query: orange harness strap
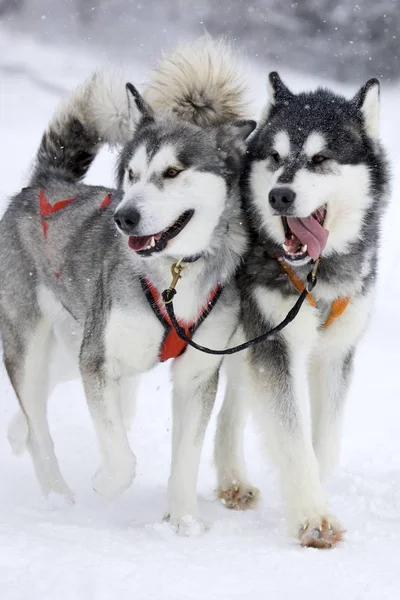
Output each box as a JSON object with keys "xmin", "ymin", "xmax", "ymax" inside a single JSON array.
[
  {"xmin": 278, "ymin": 260, "xmax": 317, "ymax": 308},
  {"xmin": 278, "ymin": 259, "xmax": 350, "ymax": 328},
  {"xmin": 322, "ymin": 297, "xmax": 350, "ymax": 328}
]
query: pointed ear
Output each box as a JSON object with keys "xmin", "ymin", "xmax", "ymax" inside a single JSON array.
[
  {"xmin": 125, "ymin": 82, "xmax": 154, "ymax": 125},
  {"xmin": 217, "ymin": 120, "xmax": 256, "ymax": 151},
  {"xmin": 353, "ymin": 78, "xmax": 380, "ymax": 140},
  {"xmin": 231, "ymin": 119, "xmax": 257, "ymax": 140},
  {"xmin": 262, "ymin": 72, "xmax": 293, "ymax": 120}
]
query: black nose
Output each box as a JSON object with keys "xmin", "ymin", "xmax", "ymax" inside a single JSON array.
[
  {"xmin": 268, "ymin": 187, "xmax": 296, "ymax": 214},
  {"xmin": 114, "ymin": 206, "xmax": 141, "ymax": 235}
]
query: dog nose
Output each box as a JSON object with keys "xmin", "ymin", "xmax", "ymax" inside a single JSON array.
[
  {"xmin": 268, "ymin": 187, "xmax": 296, "ymax": 214},
  {"xmin": 114, "ymin": 206, "xmax": 141, "ymax": 235}
]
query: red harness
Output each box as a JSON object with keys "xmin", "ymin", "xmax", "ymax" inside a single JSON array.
[
  {"xmin": 39, "ymin": 189, "xmax": 112, "ymax": 279},
  {"xmin": 141, "ymin": 278, "xmax": 222, "ymax": 362}
]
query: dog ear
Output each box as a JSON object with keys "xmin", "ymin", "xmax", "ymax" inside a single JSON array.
[
  {"xmin": 215, "ymin": 120, "xmax": 256, "ymax": 171},
  {"xmin": 353, "ymin": 78, "xmax": 380, "ymax": 140},
  {"xmin": 230, "ymin": 119, "xmax": 257, "ymax": 140},
  {"xmin": 216, "ymin": 120, "xmax": 256, "ymax": 152},
  {"xmin": 262, "ymin": 72, "xmax": 293, "ymax": 121},
  {"xmin": 125, "ymin": 83, "xmax": 154, "ymax": 125}
]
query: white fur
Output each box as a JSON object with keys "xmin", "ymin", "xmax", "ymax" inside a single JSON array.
[
  {"xmin": 105, "ymin": 307, "xmax": 164, "ymax": 374},
  {"xmin": 218, "ymin": 293, "xmax": 331, "ymax": 533},
  {"xmin": 215, "ymin": 284, "xmax": 370, "ymax": 535},
  {"xmin": 360, "ymin": 83, "xmax": 380, "ymax": 140},
  {"xmin": 144, "ymin": 36, "xmax": 248, "ymax": 126},
  {"xmin": 14, "ymin": 315, "xmax": 74, "ymax": 501},
  {"xmin": 251, "ymin": 155, "xmax": 374, "ymax": 257},
  {"xmin": 118, "ymin": 144, "xmax": 228, "ymax": 258},
  {"xmin": 303, "ymin": 132, "xmax": 326, "ymax": 157},
  {"xmin": 86, "ymin": 374, "xmax": 137, "ymax": 500},
  {"xmin": 274, "ymin": 131, "xmax": 291, "ymax": 159},
  {"xmin": 167, "ymin": 291, "xmax": 239, "ymax": 532},
  {"xmin": 67, "ymin": 243, "xmax": 238, "ymax": 516},
  {"xmin": 53, "ymin": 70, "xmax": 133, "ymax": 146},
  {"xmin": 84, "ymin": 262, "xmax": 240, "ymax": 525},
  {"xmin": 310, "ymin": 291, "xmax": 373, "ymax": 478},
  {"xmin": 124, "ymin": 145, "xmax": 148, "ymax": 182},
  {"xmin": 250, "ymin": 158, "xmax": 284, "ymax": 244}
]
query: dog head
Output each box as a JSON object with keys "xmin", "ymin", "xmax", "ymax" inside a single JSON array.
[
  {"xmin": 114, "ymin": 84, "xmax": 255, "ymax": 260},
  {"xmin": 247, "ymin": 72, "xmax": 384, "ymax": 266}
]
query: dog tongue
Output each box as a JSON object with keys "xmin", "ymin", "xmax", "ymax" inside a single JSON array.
[
  {"xmin": 286, "ymin": 216, "xmax": 329, "ymax": 260},
  {"xmin": 128, "ymin": 235, "xmax": 152, "ymax": 252}
]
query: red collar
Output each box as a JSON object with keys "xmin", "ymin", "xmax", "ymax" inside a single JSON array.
[{"xmin": 141, "ymin": 277, "xmax": 222, "ymax": 361}]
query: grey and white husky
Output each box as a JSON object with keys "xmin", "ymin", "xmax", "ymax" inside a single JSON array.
[
  {"xmin": 0, "ymin": 38, "xmax": 255, "ymax": 533},
  {"xmin": 215, "ymin": 73, "xmax": 390, "ymax": 547}
]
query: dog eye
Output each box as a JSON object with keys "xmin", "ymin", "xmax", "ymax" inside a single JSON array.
[
  {"xmin": 164, "ymin": 167, "xmax": 181, "ymax": 178},
  {"xmin": 270, "ymin": 151, "xmax": 281, "ymax": 164},
  {"xmin": 311, "ymin": 154, "xmax": 328, "ymax": 165},
  {"xmin": 127, "ymin": 168, "xmax": 134, "ymax": 182}
]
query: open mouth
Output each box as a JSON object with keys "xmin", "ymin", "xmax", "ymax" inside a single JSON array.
[
  {"xmin": 281, "ymin": 205, "xmax": 329, "ymax": 263},
  {"xmin": 128, "ymin": 210, "xmax": 194, "ymax": 256}
]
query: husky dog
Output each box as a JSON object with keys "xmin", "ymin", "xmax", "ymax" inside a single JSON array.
[
  {"xmin": 0, "ymin": 38, "xmax": 256, "ymax": 533},
  {"xmin": 215, "ymin": 73, "xmax": 389, "ymax": 547}
]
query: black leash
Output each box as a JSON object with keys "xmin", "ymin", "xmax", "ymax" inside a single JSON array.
[{"xmin": 161, "ymin": 259, "xmax": 320, "ymax": 356}]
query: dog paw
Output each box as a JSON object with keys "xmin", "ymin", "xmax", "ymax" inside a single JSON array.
[
  {"xmin": 163, "ymin": 513, "xmax": 207, "ymax": 537},
  {"xmin": 92, "ymin": 458, "xmax": 136, "ymax": 499},
  {"xmin": 53, "ymin": 480, "xmax": 75, "ymax": 504},
  {"xmin": 299, "ymin": 516, "xmax": 345, "ymax": 549},
  {"xmin": 218, "ymin": 481, "xmax": 260, "ymax": 510}
]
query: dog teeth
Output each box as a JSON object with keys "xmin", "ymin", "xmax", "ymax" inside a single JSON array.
[
  {"xmin": 301, "ymin": 244, "xmax": 308, "ymax": 252},
  {"xmin": 150, "ymin": 236, "xmax": 156, "ymax": 248},
  {"xmin": 283, "ymin": 243, "xmax": 291, "ymax": 252}
]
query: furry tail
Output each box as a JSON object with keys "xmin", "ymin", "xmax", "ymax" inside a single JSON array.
[
  {"xmin": 144, "ymin": 36, "xmax": 249, "ymax": 127},
  {"xmin": 30, "ymin": 71, "xmax": 131, "ymax": 186}
]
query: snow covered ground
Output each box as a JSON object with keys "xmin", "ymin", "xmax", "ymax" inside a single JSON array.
[{"xmin": 1, "ymin": 29, "xmax": 400, "ymax": 600}]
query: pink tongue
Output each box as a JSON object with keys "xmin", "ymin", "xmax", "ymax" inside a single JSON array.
[
  {"xmin": 286, "ymin": 216, "xmax": 329, "ymax": 260},
  {"xmin": 128, "ymin": 235, "xmax": 152, "ymax": 252}
]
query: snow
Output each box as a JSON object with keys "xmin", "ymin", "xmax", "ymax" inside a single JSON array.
[{"xmin": 1, "ymin": 29, "xmax": 400, "ymax": 600}]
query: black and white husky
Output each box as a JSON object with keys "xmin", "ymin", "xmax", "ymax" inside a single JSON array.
[
  {"xmin": 215, "ymin": 73, "xmax": 390, "ymax": 547},
  {"xmin": 0, "ymin": 38, "xmax": 255, "ymax": 534}
]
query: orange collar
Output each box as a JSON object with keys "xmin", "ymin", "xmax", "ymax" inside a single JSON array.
[{"xmin": 278, "ymin": 259, "xmax": 350, "ymax": 328}]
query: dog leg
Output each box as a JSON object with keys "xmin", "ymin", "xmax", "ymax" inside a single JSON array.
[
  {"xmin": 248, "ymin": 334, "xmax": 344, "ymax": 548},
  {"xmin": 3, "ymin": 316, "xmax": 73, "ymax": 500},
  {"xmin": 82, "ymin": 375, "xmax": 137, "ymax": 499},
  {"xmin": 120, "ymin": 375, "xmax": 140, "ymax": 432},
  {"xmin": 7, "ymin": 410, "xmax": 29, "ymax": 456},
  {"xmin": 80, "ymin": 342, "xmax": 136, "ymax": 499},
  {"xmin": 310, "ymin": 350, "xmax": 354, "ymax": 480},
  {"xmin": 7, "ymin": 354, "xmax": 72, "ymax": 455},
  {"xmin": 166, "ymin": 357, "xmax": 220, "ymax": 536},
  {"xmin": 215, "ymin": 352, "xmax": 259, "ymax": 511}
]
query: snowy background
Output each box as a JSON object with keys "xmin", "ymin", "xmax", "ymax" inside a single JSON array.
[
  {"xmin": 1, "ymin": 0, "xmax": 400, "ymax": 82},
  {"xmin": 1, "ymin": 4, "xmax": 400, "ymax": 599}
]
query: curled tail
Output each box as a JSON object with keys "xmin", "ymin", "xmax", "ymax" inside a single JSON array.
[
  {"xmin": 144, "ymin": 36, "xmax": 249, "ymax": 127},
  {"xmin": 30, "ymin": 71, "xmax": 131, "ymax": 186}
]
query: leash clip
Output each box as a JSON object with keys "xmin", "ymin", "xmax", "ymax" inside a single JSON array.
[
  {"xmin": 164, "ymin": 258, "xmax": 186, "ymax": 304},
  {"xmin": 306, "ymin": 257, "xmax": 320, "ymax": 292},
  {"xmin": 169, "ymin": 258, "xmax": 185, "ymax": 289}
]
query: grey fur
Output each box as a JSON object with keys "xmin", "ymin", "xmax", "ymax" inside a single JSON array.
[
  {"xmin": 0, "ymin": 40, "xmax": 255, "ymax": 528},
  {"xmin": 215, "ymin": 72, "xmax": 391, "ymax": 545}
]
